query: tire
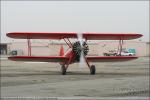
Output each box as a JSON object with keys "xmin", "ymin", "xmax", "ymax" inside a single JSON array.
[
  {"xmin": 114, "ymin": 53, "xmax": 117, "ymax": 56},
  {"xmin": 118, "ymin": 54, "xmax": 121, "ymax": 56},
  {"xmin": 61, "ymin": 65, "xmax": 66, "ymax": 75},
  {"xmin": 129, "ymin": 54, "xmax": 132, "ymax": 56},
  {"xmin": 103, "ymin": 53, "xmax": 106, "ymax": 56},
  {"xmin": 104, "ymin": 53, "xmax": 107, "ymax": 56},
  {"xmin": 90, "ymin": 65, "xmax": 96, "ymax": 75}
]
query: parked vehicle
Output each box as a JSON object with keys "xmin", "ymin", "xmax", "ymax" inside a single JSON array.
[
  {"xmin": 10, "ymin": 49, "xmax": 23, "ymax": 56},
  {"xmin": 103, "ymin": 49, "xmax": 136, "ymax": 56},
  {"xmin": 116, "ymin": 51, "xmax": 135, "ymax": 56},
  {"xmin": 103, "ymin": 50, "xmax": 117, "ymax": 56}
]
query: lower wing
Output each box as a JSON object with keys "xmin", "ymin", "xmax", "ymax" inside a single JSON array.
[
  {"xmin": 8, "ymin": 56, "xmax": 138, "ymax": 62},
  {"xmin": 86, "ymin": 56, "xmax": 138, "ymax": 62},
  {"xmin": 8, "ymin": 56, "xmax": 69, "ymax": 62}
]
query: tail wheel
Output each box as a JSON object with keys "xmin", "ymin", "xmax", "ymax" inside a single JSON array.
[
  {"xmin": 61, "ymin": 65, "xmax": 66, "ymax": 75},
  {"xmin": 90, "ymin": 65, "xmax": 96, "ymax": 75}
]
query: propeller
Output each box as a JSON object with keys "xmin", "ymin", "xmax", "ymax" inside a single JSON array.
[
  {"xmin": 72, "ymin": 33, "xmax": 89, "ymax": 68},
  {"xmin": 77, "ymin": 33, "xmax": 87, "ymax": 68}
]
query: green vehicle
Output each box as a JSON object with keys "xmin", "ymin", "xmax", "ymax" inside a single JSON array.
[{"xmin": 128, "ymin": 49, "xmax": 136, "ymax": 54}]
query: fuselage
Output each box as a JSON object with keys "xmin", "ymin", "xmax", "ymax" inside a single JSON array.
[{"xmin": 63, "ymin": 41, "xmax": 89, "ymax": 64}]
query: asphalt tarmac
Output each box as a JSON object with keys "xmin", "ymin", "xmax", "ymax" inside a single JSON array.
[{"xmin": 0, "ymin": 57, "xmax": 149, "ymax": 100}]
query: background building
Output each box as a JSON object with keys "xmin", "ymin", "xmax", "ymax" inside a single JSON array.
[
  {"xmin": 0, "ymin": 43, "xmax": 7, "ymax": 55},
  {"xmin": 1, "ymin": 41, "xmax": 149, "ymax": 57}
]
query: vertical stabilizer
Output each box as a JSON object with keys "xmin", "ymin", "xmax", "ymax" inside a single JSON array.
[{"xmin": 59, "ymin": 45, "xmax": 64, "ymax": 56}]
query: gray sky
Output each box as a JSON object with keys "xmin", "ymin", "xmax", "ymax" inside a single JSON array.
[{"xmin": 1, "ymin": 1, "xmax": 149, "ymax": 43}]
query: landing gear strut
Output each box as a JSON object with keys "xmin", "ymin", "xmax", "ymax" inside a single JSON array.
[
  {"xmin": 90, "ymin": 65, "xmax": 96, "ymax": 75},
  {"xmin": 61, "ymin": 65, "xmax": 66, "ymax": 75}
]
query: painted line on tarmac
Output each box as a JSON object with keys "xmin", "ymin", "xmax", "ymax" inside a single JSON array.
[
  {"xmin": 1, "ymin": 97, "xmax": 149, "ymax": 100},
  {"xmin": 0, "ymin": 58, "xmax": 7, "ymax": 60},
  {"xmin": 58, "ymin": 97, "xmax": 149, "ymax": 100}
]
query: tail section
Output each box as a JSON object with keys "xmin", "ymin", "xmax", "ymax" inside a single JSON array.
[{"xmin": 59, "ymin": 45, "xmax": 64, "ymax": 56}]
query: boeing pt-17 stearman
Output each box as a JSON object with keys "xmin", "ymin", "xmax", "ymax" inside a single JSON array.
[{"xmin": 7, "ymin": 32, "xmax": 142, "ymax": 75}]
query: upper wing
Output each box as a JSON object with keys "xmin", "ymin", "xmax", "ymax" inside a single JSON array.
[
  {"xmin": 83, "ymin": 33, "xmax": 142, "ymax": 40},
  {"xmin": 7, "ymin": 32, "xmax": 142, "ymax": 40},
  {"xmin": 86, "ymin": 56, "xmax": 138, "ymax": 62},
  {"xmin": 8, "ymin": 56, "xmax": 69, "ymax": 62}
]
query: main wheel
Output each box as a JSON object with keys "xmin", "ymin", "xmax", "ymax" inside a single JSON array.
[
  {"xmin": 61, "ymin": 65, "xmax": 66, "ymax": 75},
  {"xmin": 90, "ymin": 65, "xmax": 96, "ymax": 75}
]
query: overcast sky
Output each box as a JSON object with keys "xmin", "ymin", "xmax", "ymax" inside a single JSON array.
[{"xmin": 1, "ymin": 1, "xmax": 149, "ymax": 43}]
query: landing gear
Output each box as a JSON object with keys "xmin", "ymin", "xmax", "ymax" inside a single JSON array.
[
  {"xmin": 90, "ymin": 65, "xmax": 96, "ymax": 75},
  {"xmin": 61, "ymin": 65, "xmax": 66, "ymax": 75}
]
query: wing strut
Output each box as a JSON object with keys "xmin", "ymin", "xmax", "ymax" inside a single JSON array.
[
  {"xmin": 63, "ymin": 38, "xmax": 73, "ymax": 55},
  {"xmin": 118, "ymin": 38, "xmax": 124, "ymax": 56},
  {"xmin": 27, "ymin": 39, "xmax": 31, "ymax": 56}
]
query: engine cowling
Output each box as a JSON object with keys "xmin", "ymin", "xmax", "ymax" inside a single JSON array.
[{"xmin": 72, "ymin": 41, "xmax": 89, "ymax": 61}]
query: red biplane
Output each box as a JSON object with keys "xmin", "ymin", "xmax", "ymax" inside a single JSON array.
[{"xmin": 7, "ymin": 32, "xmax": 142, "ymax": 75}]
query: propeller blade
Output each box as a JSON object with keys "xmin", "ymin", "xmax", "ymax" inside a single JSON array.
[{"xmin": 77, "ymin": 33, "xmax": 86, "ymax": 68}]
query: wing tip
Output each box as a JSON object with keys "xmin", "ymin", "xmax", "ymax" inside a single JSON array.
[
  {"xmin": 6, "ymin": 32, "xmax": 17, "ymax": 38},
  {"xmin": 138, "ymin": 34, "xmax": 143, "ymax": 38}
]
